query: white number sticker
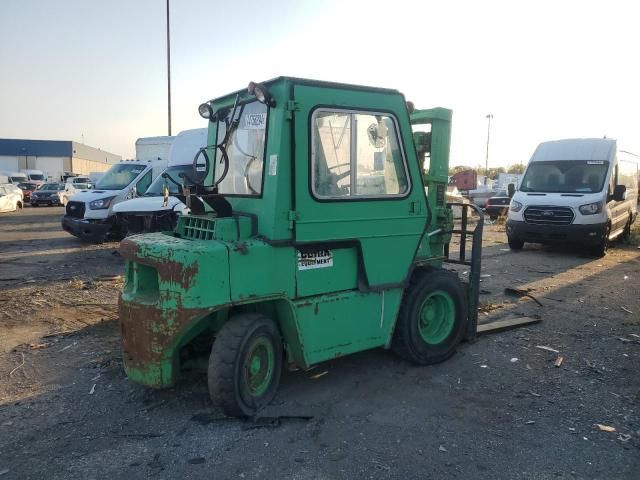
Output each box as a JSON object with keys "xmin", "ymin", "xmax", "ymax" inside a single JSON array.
[
  {"xmin": 269, "ymin": 154, "xmax": 278, "ymax": 176},
  {"xmin": 244, "ymin": 113, "xmax": 267, "ymax": 130}
]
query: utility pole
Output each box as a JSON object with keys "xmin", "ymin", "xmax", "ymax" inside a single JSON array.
[
  {"xmin": 166, "ymin": 0, "xmax": 172, "ymax": 136},
  {"xmin": 485, "ymin": 114, "xmax": 493, "ymax": 184}
]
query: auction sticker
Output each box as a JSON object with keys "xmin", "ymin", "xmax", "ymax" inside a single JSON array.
[
  {"xmin": 297, "ymin": 249, "xmax": 333, "ymax": 270},
  {"xmin": 244, "ymin": 113, "xmax": 267, "ymax": 130}
]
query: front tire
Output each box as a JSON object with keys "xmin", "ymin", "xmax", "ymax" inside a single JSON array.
[
  {"xmin": 392, "ymin": 269, "xmax": 467, "ymax": 365},
  {"xmin": 208, "ymin": 313, "xmax": 282, "ymax": 417},
  {"xmin": 589, "ymin": 223, "xmax": 610, "ymax": 257},
  {"xmin": 508, "ymin": 236, "xmax": 524, "ymax": 250}
]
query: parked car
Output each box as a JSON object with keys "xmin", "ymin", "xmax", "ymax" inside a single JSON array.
[
  {"xmin": 17, "ymin": 182, "xmax": 38, "ymax": 203},
  {"xmin": 0, "ymin": 183, "xmax": 24, "ymax": 212},
  {"xmin": 485, "ymin": 190, "xmax": 511, "ymax": 219},
  {"xmin": 30, "ymin": 183, "xmax": 75, "ymax": 207}
]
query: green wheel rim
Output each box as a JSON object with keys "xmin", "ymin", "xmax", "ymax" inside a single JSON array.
[
  {"xmin": 243, "ymin": 337, "xmax": 275, "ymax": 397},
  {"xmin": 418, "ymin": 290, "xmax": 455, "ymax": 345}
]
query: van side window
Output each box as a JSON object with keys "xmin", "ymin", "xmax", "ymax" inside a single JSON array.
[
  {"xmin": 311, "ymin": 109, "xmax": 410, "ymax": 199},
  {"xmin": 136, "ymin": 171, "xmax": 153, "ymax": 195}
]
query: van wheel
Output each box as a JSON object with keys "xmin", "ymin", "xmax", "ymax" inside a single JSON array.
[
  {"xmin": 208, "ymin": 313, "xmax": 282, "ymax": 417},
  {"xmin": 621, "ymin": 216, "xmax": 632, "ymax": 242},
  {"xmin": 590, "ymin": 223, "xmax": 610, "ymax": 257},
  {"xmin": 508, "ymin": 236, "xmax": 524, "ymax": 250},
  {"xmin": 392, "ymin": 269, "xmax": 467, "ymax": 365}
]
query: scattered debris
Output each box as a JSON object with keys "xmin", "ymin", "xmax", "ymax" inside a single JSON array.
[
  {"xmin": 480, "ymin": 365, "xmax": 488, "ymax": 368},
  {"xmin": 617, "ymin": 434, "xmax": 632, "ymax": 443},
  {"xmin": 535, "ymin": 345, "xmax": 560, "ymax": 354},
  {"xmin": 630, "ymin": 334, "xmax": 640, "ymax": 339},
  {"xmin": 8, "ymin": 352, "xmax": 25, "ymax": 377},
  {"xmin": 478, "ymin": 302, "xmax": 503, "ymax": 314},
  {"xmin": 529, "ymin": 391, "xmax": 541, "ymax": 397},
  {"xmin": 525, "ymin": 420, "xmax": 536, "ymax": 425},
  {"xmin": 28, "ymin": 343, "xmax": 49, "ymax": 350},
  {"xmin": 439, "ymin": 445, "xmax": 447, "ymax": 452},
  {"xmin": 510, "ymin": 358, "xmax": 519, "ymax": 363},
  {"xmin": 0, "ymin": 469, "xmax": 9, "ymax": 476},
  {"xmin": 554, "ymin": 356, "xmax": 564, "ymax": 367},
  {"xmin": 477, "ymin": 316, "xmax": 541, "ymax": 335},
  {"xmin": 89, "ymin": 384, "xmax": 96, "ymax": 395},
  {"xmin": 618, "ymin": 338, "xmax": 632, "ymax": 344},
  {"xmin": 504, "ymin": 287, "xmax": 543, "ymax": 306},
  {"xmin": 621, "ymin": 306, "xmax": 633, "ymax": 314},
  {"xmin": 594, "ymin": 424, "xmax": 616, "ymax": 432}
]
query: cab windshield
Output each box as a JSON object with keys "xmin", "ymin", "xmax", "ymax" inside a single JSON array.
[
  {"xmin": 145, "ymin": 165, "xmax": 195, "ymax": 196},
  {"xmin": 96, "ymin": 164, "xmax": 146, "ymax": 190},
  {"xmin": 520, "ymin": 160, "xmax": 610, "ymax": 194},
  {"xmin": 28, "ymin": 174, "xmax": 45, "ymax": 181},
  {"xmin": 39, "ymin": 184, "xmax": 64, "ymax": 191},
  {"xmin": 213, "ymin": 100, "xmax": 267, "ymax": 196}
]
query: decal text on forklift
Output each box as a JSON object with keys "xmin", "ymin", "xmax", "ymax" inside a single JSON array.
[{"xmin": 297, "ymin": 249, "xmax": 333, "ymax": 270}]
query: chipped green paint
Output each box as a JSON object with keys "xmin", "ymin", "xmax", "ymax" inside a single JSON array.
[{"xmin": 118, "ymin": 77, "xmax": 473, "ymax": 389}]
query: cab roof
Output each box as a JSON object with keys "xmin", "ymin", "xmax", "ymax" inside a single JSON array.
[
  {"xmin": 207, "ymin": 76, "xmax": 402, "ymax": 103},
  {"xmin": 532, "ymin": 138, "xmax": 617, "ymax": 162}
]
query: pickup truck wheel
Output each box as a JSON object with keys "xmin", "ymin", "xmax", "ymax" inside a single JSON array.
[
  {"xmin": 508, "ymin": 236, "xmax": 524, "ymax": 250},
  {"xmin": 392, "ymin": 270, "xmax": 467, "ymax": 365},
  {"xmin": 208, "ymin": 313, "xmax": 282, "ymax": 417}
]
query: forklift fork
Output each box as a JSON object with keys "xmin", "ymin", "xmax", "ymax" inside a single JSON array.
[{"xmin": 443, "ymin": 203, "xmax": 484, "ymax": 341}]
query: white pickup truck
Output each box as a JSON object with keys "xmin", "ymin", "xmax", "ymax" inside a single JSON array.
[{"xmin": 111, "ymin": 128, "xmax": 208, "ymax": 235}]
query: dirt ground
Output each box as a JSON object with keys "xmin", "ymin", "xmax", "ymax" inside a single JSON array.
[{"xmin": 0, "ymin": 207, "xmax": 638, "ymax": 479}]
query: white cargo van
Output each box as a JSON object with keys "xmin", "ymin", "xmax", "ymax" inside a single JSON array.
[
  {"xmin": 61, "ymin": 135, "xmax": 174, "ymax": 242},
  {"xmin": 20, "ymin": 169, "xmax": 45, "ymax": 185},
  {"xmin": 112, "ymin": 128, "xmax": 208, "ymax": 235},
  {"xmin": 0, "ymin": 171, "xmax": 28, "ymax": 184},
  {"xmin": 506, "ymin": 138, "xmax": 638, "ymax": 256}
]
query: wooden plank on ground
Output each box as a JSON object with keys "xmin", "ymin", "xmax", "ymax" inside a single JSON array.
[{"xmin": 477, "ymin": 316, "xmax": 541, "ymax": 335}]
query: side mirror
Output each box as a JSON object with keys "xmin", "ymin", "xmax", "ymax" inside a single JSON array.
[
  {"xmin": 612, "ymin": 184, "xmax": 627, "ymax": 202},
  {"xmin": 507, "ymin": 183, "xmax": 516, "ymax": 198}
]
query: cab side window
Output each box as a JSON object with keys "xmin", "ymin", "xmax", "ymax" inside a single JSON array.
[
  {"xmin": 136, "ymin": 171, "xmax": 153, "ymax": 195},
  {"xmin": 312, "ymin": 109, "xmax": 410, "ymax": 199}
]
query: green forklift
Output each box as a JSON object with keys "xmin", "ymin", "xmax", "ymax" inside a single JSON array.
[{"xmin": 119, "ymin": 77, "xmax": 483, "ymax": 416}]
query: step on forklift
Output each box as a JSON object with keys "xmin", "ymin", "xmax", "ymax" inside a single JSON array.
[{"xmin": 119, "ymin": 77, "xmax": 483, "ymax": 417}]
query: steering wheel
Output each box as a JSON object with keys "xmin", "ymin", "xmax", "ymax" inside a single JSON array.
[
  {"xmin": 328, "ymin": 162, "xmax": 351, "ymax": 181},
  {"xmin": 242, "ymin": 156, "xmax": 262, "ymax": 194}
]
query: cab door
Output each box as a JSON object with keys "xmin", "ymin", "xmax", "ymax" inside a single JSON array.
[{"xmin": 292, "ymin": 83, "xmax": 427, "ymax": 290}]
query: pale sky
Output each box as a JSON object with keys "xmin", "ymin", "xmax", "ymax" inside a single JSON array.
[{"xmin": 1, "ymin": 0, "xmax": 638, "ymax": 168}]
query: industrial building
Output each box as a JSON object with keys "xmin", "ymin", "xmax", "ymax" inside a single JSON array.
[{"xmin": 0, "ymin": 138, "xmax": 121, "ymax": 181}]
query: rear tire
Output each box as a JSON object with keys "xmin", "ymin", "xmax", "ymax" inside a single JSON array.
[
  {"xmin": 508, "ymin": 236, "xmax": 524, "ymax": 250},
  {"xmin": 392, "ymin": 269, "xmax": 467, "ymax": 365},
  {"xmin": 208, "ymin": 313, "xmax": 282, "ymax": 417}
]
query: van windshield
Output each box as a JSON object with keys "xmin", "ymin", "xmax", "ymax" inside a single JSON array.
[
  {"xmin": 96, "ymin": 164, "xmax": 146, "ymax": 190},
  {"xmin": 29, "ymin": 174, "xmax": 45, "ymax": 181},
  {"xmin": 520, "ymin": 160, "xmax": 609, "ymax": 193},
  {"xmin": 144, "ymin": 165, "xmax": 195, "ymax": 196}
]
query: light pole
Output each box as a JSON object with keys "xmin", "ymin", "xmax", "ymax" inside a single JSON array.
[
  {"xmin": 166, "ymin": 0, "xmax": 172, "ymax": 136},
  {"xmin": 485, "ymin": 113, "xmax": 493, "ymax": 185}
]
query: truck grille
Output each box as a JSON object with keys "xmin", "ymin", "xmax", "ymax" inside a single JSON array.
[
  {"xmin": 66, "ymin": 201, "xmax": 85, "ymax": 218},
  {"xmin": 523, "ymin": 205, "xmax": 574, "ymax": 226},
  {"xmin": 177, "ymin": 216, "xmax": 215, "ymax": 240}
]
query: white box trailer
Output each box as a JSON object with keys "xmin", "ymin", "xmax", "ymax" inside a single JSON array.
[{"xmin": 135, "ymin": 136, "xmax": 174, "ymax": 162}]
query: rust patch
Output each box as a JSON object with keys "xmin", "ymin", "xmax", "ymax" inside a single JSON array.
[
  {"xmin": 119, "ymin": 238, "xmax": 141, "ymax": 259},
  {"xmin": 313, "ymin": 303, "xmax": 319, "ymax": 315},
  {"xmin": 119, "ymin": 296, "xmax": 212, "ymax": 385},
  {"xmin": 233, "ymin": 242, "xmax": 249, "ymax": 255}
]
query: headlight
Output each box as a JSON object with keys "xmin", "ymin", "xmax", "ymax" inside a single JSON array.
[
  {"xmin": 579, "ymin": 201, "xmax": 602, "ymax": 215},
  {"xmin": 89, "ymin": 196, "xmax": 116, "ymax": 210},
  {"xmin": 510, "ymin": 200, "xmax": 523, "ymax": 212},
  {"xmin": 198, "ymin": 102, "xmax": 213, "ymax": 120}
]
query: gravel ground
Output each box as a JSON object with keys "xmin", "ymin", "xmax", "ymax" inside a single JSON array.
[{"xmin": 0, "ymin": 207, "xmax": 638, "ymax": 479}]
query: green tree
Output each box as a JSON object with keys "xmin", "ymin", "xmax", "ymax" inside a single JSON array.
[
  {"xmin": 507, "ymin": 164, "xmax": 525, "ymax": 174},
  {"xmin": 448, "ymin": 165, "xmax": 474, "ymax": 176}
]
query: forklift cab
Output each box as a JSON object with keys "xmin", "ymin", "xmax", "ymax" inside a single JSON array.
[{"xmin": 119, "ymin": 78, "xmax": 482, "ymax": 417}]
